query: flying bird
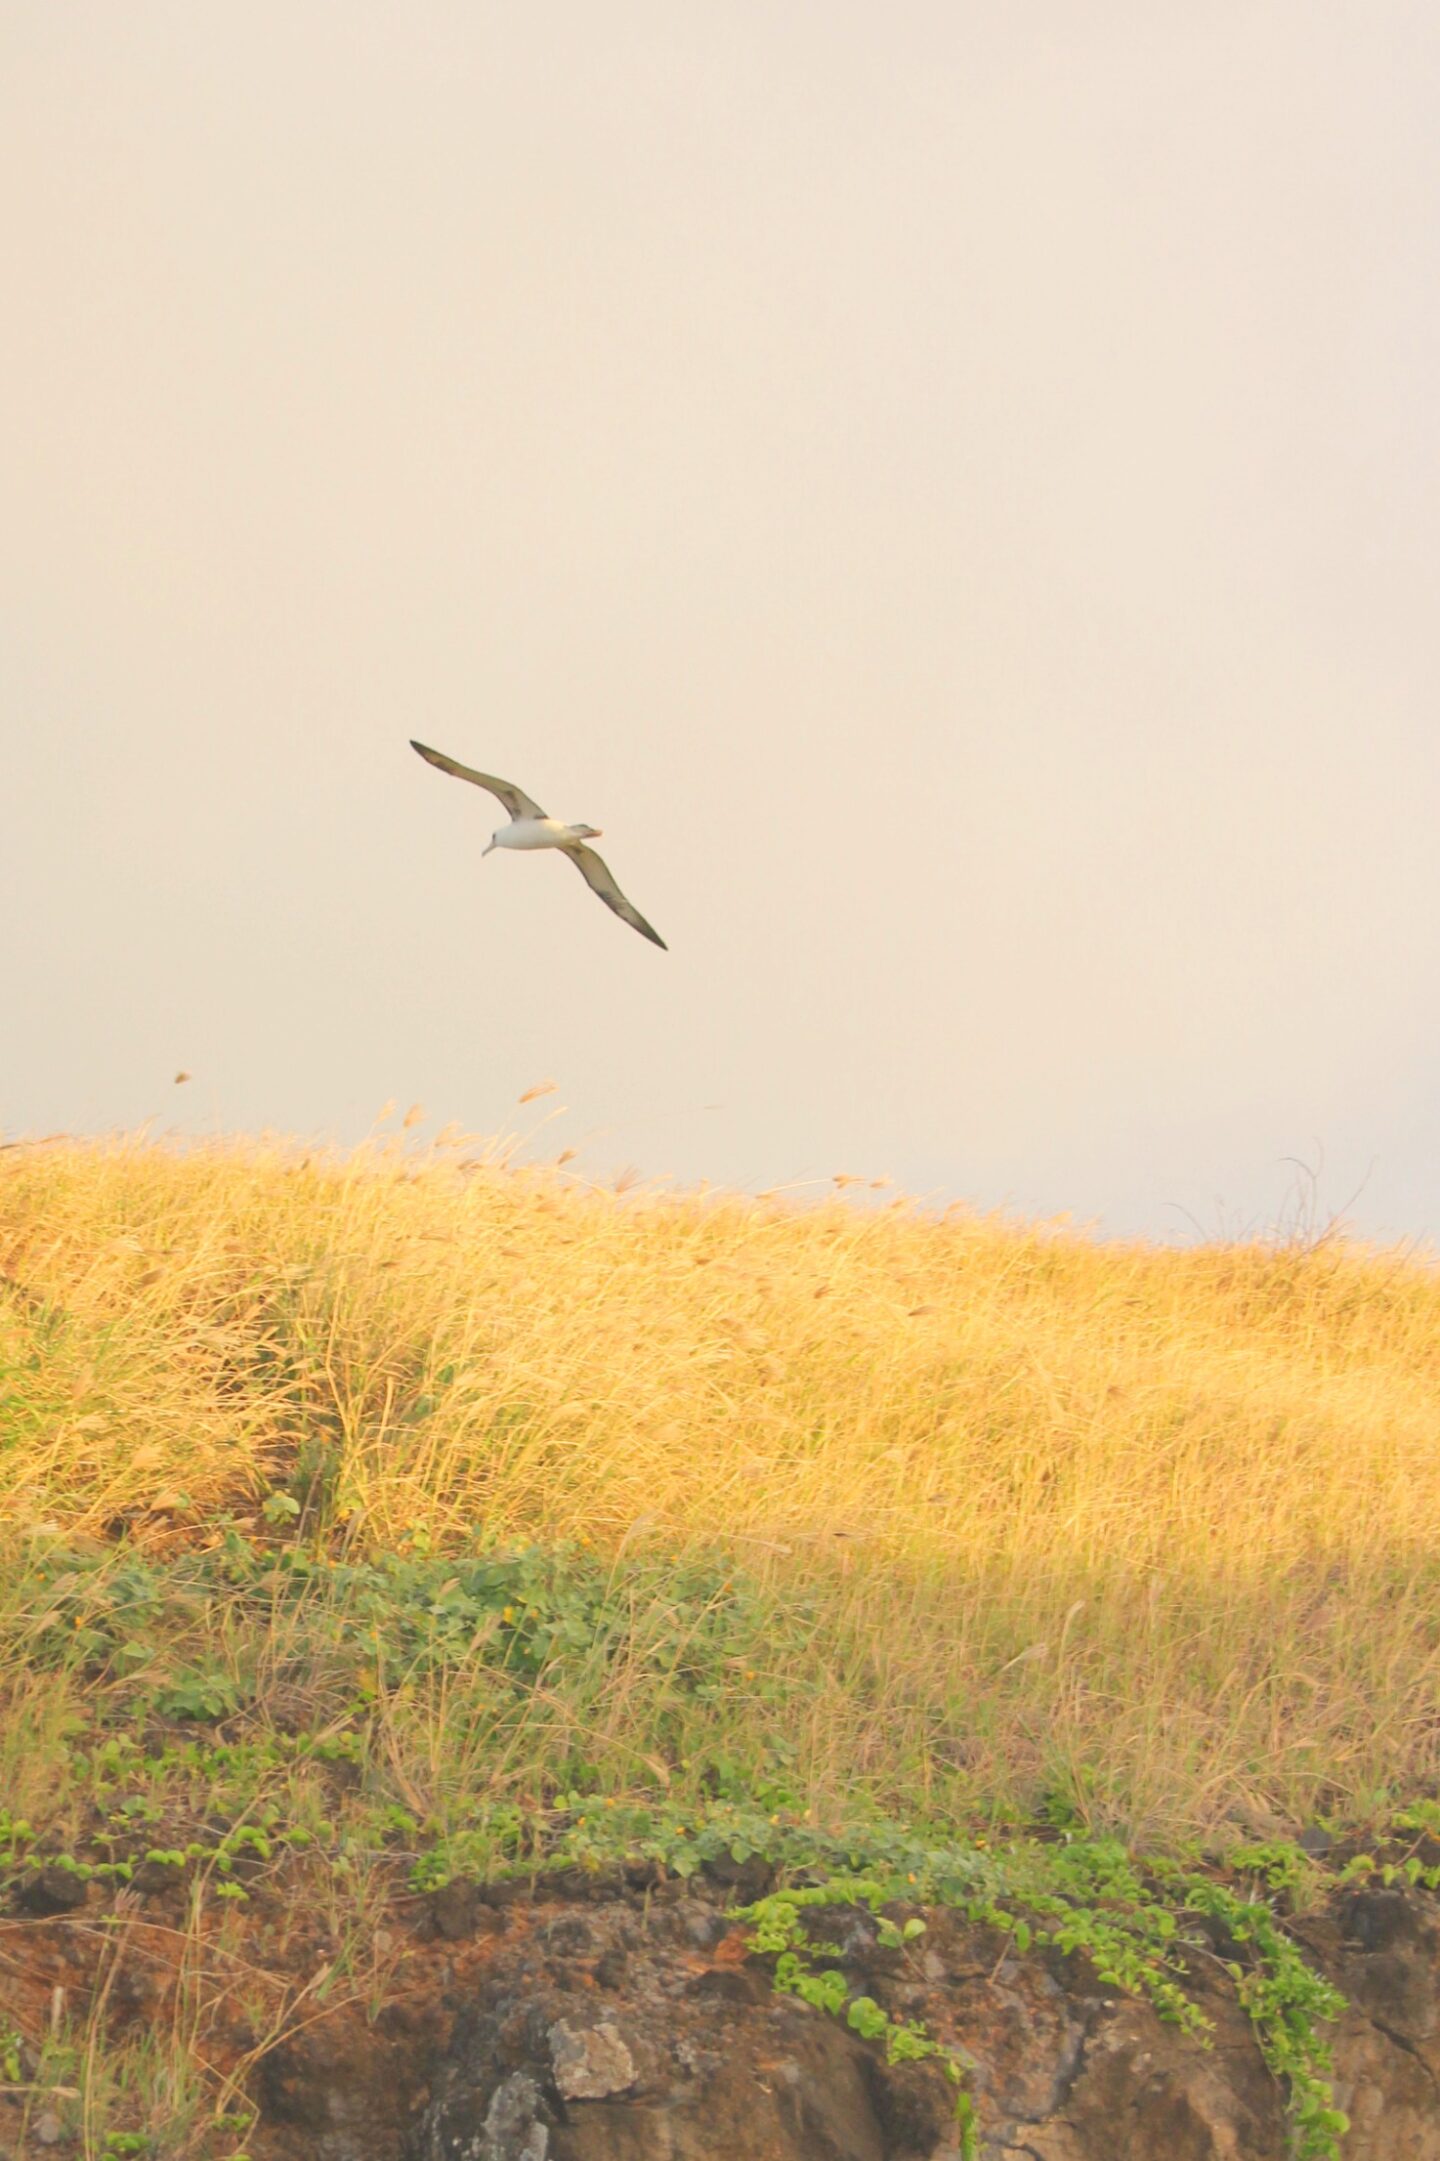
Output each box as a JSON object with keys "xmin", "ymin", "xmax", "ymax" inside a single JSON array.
[{"xmin": 410, "ymin": 740, "xmax": 667, "ymax": 949}]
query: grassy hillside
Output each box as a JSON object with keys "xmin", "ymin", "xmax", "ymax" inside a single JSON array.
[{"xmin": 3, "ymin": 1131, "xmax": 1438, "ymax": 1844}]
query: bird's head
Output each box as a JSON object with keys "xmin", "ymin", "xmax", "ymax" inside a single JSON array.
[{"xmin": 574, "ymin": 824, "xmax": 603, "ymax": 841}]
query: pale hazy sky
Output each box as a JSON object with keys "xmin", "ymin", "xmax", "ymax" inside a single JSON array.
[{"xmin": 4, "ymin": 3, "xmax": 1438, "ymax": 1240}]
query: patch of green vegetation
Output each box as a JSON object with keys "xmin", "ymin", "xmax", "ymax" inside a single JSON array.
[
  {"xmin": 0, "ymin": 1529, "xmax": 1418, "ymax": 2159},
  {"xmin": 6, "ymin": 1522, "xmax": 821, "ymax": 1881},
  {"xmin": 1179, "ymin": 1877, "xmax": 1348, "ymax": 2161},
  {"xmin": 730, "ymin": 1836, "xmax": 1355, "ymax": 2161},
  {"xmin": 735, "ymin": 1880, "xmax": 979, "ymax": 2157},
  {"xmin": 0, "ymin": 2017, "xmax": 251, "ymax": 2161},
  {"xmin": 0, "ymin": 2021, "xmax": 23, "ymax": 2084}
]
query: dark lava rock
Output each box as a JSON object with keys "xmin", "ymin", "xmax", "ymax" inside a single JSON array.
[
  {"xmin": 17, "ymin": 1871, "xmax": 1440, "ymax": 2159},
  {"xmin": 14, "ymin": 1865, "xmax": 90, "ymax": 1917},
  {"xmin": 426, "ymin": 1881, "xmax": 511, "ymax": 1944}
]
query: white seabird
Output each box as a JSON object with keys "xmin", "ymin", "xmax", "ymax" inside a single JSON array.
[{"xmin": 410, "ymin": 739, "xmax": 667, "ymax": 950}]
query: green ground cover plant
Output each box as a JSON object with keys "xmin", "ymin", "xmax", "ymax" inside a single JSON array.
[{"xmin": 0, "ymin": 1525, "xmax": 1402, "ymax": 2159}]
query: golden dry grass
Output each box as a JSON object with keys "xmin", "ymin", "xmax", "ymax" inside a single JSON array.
[{"xmin": 3, "ymin": 1130, "xmax": 1439, "ymax": 1839}]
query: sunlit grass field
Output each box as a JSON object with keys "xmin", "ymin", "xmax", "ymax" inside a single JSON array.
[{"xmin": 3, "ymin": 1128, "xmax": 1439, "ymax": 1844}]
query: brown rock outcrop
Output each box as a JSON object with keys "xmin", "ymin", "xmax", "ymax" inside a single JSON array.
[{"xmin": 6, "ymin": 1872, "xmax": 1440, "ymax": 2158}]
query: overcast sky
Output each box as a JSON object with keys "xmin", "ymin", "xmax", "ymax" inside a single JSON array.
[{"xmin": 4, "ymin": 2, "xmax": 1437, "ymax": 1241}]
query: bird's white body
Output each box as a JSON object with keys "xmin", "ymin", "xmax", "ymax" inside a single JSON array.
[{"xmin": 486, "ymin": 816, "xmax": 601, "ymax": 854}]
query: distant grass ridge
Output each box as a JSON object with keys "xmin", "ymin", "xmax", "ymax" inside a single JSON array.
[{"xmin": 3, "ymin": 1130, "xmax": 1440, "ymax": 1837}]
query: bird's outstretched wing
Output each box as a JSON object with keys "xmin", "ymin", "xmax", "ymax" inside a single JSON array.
[
  {"xmin": 410, "ymin": 740, "xmax": 546, "ymax": 821},
  {"xmin": 562, "ymin": 843, "xmax": 667, "ymax": 949}
]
